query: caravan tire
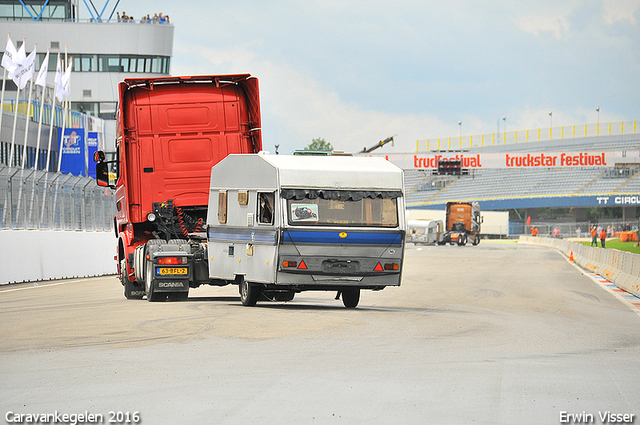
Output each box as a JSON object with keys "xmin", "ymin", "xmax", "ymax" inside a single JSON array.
[
  {"xmin": 342, "ymin": 288, "xmax": 360, "ymax": 308},
  {"xmin": 239, "ymin": 277, "xmax": 260, "ymax": 306}
]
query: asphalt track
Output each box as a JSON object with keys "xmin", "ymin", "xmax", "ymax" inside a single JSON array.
[{"xmin": 1, "ymin": 241, "xmax": 640, "ymax": 425}]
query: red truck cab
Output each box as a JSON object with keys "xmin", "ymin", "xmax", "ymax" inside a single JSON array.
[{"xmin": 96, "ymin": 74, "xmax": 262, "ymax": 298}]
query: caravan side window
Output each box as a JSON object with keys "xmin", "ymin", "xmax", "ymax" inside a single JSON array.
[{"xmin": 257, "ymin": 192, "xmax": 275, "ymax": 225}]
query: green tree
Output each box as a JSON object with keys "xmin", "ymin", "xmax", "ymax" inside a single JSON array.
[{"xmin": 304, "ymin": 137, "xmax": 333, "ymax": 152}]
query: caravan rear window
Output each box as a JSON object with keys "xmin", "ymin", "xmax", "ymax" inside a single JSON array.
[{"xmin": 282, "ymin": 189, "xmax": 400, "ymax": 227}]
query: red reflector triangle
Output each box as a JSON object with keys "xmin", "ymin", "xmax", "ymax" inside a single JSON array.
[
  {"xmin": 374, "ymin": 262, "xmax": 384, "ymax": 272},
  {"xmin": 298, "ymin": 260, "xmax": 308, "ymax": 270}
]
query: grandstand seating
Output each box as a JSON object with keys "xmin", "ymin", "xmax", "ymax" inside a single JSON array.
[{"xmin": 405, "ymin": 133, "xmax": 640, "ymax": 207}]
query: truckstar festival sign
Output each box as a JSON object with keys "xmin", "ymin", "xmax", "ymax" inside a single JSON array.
[{"xmin": 366, "ymin": 150, "xmax": 638, "ymax": 170}]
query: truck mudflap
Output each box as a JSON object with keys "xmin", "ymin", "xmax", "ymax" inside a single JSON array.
[{"xmin": 144, "ymin": 240, "xmax": 193, "ymax": 301}]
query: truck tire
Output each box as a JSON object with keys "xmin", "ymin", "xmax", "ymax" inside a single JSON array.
[
  {"xmin": 458, "ymin": 235, "xmax": 467, "ymax": 246},
  {"xmin": 342, "ymin": 288, "xmax": 360, "ymax": 308},
  {"xmin": 122, "ymin": 259, "xmax": 144, "ymax": 300},
  {"xmin": 239, "ymin": 277, "xmax": 260, "ymax": 306},
  {"xmin": 472, "ymin": 234, "xmax": 480, "ymax": 245}
]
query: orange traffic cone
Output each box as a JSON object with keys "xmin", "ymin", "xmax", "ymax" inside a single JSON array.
[{"xmin": 569, "ymin": 251, "xmax": 574, "ymax": 262}]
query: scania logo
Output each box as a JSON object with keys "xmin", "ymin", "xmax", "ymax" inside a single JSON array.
[{"xmin": 158, "ymin": 282, "xmax": 184, "ymax": 288}]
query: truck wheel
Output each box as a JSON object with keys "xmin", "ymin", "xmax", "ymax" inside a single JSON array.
[
  {"xmin": 239, "ymin": 277, "xmax": 260, "ymax": 306},
  {"xmin": 472, "ymin": 235, "xmax": 480, "ymax": 245},
  {"xmin": 121, "ymin": 259, "xmax": 143, "ymax": 300},
  {"xmin": 342, "ymin": 288, "xmax": 360, "ymax": 308},
  {"xmin": 458, "ymin": 235, "xmax": 466, "ymax": 246},
  {"xmin": 145, "ymin": 258, "xmax": 163, "ymax": 302}
]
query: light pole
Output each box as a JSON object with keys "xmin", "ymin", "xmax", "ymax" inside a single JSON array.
[
  {"xmin": 502, "ymin": 116, "xmax": 506, "ymax": 143},
  {"xmin": 549, "ymin": 111, "xmax": 552, "ymax": 127},
  {"xmin": 596, "ymin": 105, "xmax": 600, "ymax": 124},
  {"xmin": 458, "ymin": 121, "xmax": 462, "ymax": 146}
]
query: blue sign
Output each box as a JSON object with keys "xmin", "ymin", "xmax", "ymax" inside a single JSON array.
[
  {"xmin": 87, "ymin": 132, "xmax": 99, "ymax": 179},
  {"xmin": 58, "ymin": 128, "xmax": 86, "ymax": 176}
]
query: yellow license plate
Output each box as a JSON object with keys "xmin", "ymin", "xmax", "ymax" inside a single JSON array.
[{"xmin": 157, "ymin": 267, "xmax": 187, "ymax": 275}]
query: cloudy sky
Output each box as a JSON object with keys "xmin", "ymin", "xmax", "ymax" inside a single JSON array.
[{"xmin": 121, "ymin": 1, "xmax": 639, "ymax": 155}]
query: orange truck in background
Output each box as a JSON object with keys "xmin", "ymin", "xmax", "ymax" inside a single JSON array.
[{"xmin": 441, "ymin": 202, "xmax": 482, "ymax": 246}]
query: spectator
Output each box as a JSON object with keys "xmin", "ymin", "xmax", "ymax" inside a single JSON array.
[
  {"xmin": 599, "ymin": 228, "xmax": 607, "ymax": 248},
  {"xmin": 553, "ymin": 227, "xmax": 560, "ymax": 238},
  {"xmin": 607, "ymin": 225, "xmax": 612, "ymax": 237},
  {"xmin": 590, "ymin": 226, "xmax": 598, "ymax": 246},
  {"xmin": 531, "ymin": 226, "xmax": 539, "ymax": 237}
]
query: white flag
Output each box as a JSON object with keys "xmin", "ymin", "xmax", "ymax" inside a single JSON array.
[
  {"xmin": 56, "ymin": 62, "xmax": 71, "ymax": 101},
  {"xmin": 8, "ymin": 41, "xmax": 25, "ymax": 79},
  {"xmin": 2, "ymin": 36, "xmax": 17, "ymax": 72},
  {"xmin": 12, "ymin": 48, "xmax": 36, "ymax": 90},
  {"xmin": 54, "ymin": 54, "xmax": 63, "ymax": 101},
  {"xmin": 35, "ymin": 50, "xmax": 49, "ymax": 87}
]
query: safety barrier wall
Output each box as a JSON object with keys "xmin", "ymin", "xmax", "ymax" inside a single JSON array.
[
  {"xmin": 518, "ymin": 236, "xmax": 640, "ymax": 298},
  {"xmin": 0, "ymin": 230, "xmax": 116, "ymax": 284}
]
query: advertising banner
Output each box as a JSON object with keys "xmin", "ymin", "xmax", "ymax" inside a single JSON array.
[
  {"xmin": 366, "ymin": 150, "xmax": 640, "ymax": 170},
  {"xmin": 87, "ymin": 132, "xmax": 99, "ymax": 179},
  {"xmin": 58, "ymin": 128, "xmax": 86, "ymax": 176}
]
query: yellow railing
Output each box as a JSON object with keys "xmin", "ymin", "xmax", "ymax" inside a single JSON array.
[{"xmin": 415, "ymin": 121, "xmax": 638, "ymax": 152}]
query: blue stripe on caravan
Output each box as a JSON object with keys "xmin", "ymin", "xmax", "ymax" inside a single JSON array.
[
  {"xmin": 284, "ymin": 230, "xmax": 403, "ymax": 246},
  {"xmin": 208, "ymin": 226, "xmax": 277, "ymax": 244}
]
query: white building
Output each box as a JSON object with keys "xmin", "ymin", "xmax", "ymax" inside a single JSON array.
[{"xmin": 0, "ymin": 0, "xmax": 174, "ymax": 154}]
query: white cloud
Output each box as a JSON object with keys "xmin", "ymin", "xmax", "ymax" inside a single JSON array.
[
  {"xmin": 511, "ymin": 3, "xmax": 575, "ymax": 40},
  {"xmin": 602, "ymin": 0, "xmax": 640, "ymax": 24}
]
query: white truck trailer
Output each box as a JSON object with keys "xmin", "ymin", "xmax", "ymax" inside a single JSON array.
[{"xmin": 206, "ymin": 153, "xmax": 406, "ymax": 308}]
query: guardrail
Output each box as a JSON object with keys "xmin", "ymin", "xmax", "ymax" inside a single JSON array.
[
  {"xmin": 416, "ymin": 121, "xmax": 638, "ymax": 151},
  {"xmin": 0, "ymin": 166, "xmax": 114, "ymax": 231},
  {"xmin": 518, "ymin": 235, "xmax": 640, "ymax": 298}
]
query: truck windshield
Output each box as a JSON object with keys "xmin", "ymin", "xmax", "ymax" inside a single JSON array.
[{"xmin": 284, "ymin": 191, "xmax": 399, "ymax": 227}]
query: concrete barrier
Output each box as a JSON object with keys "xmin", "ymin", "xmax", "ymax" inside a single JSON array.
[
  {"xmin": 0, "ymin": 230, "xmax": 116, "ymax": 284},
  {"xmin": 519, "ymin": 236, "xmax": 640, "ymax": 298}
]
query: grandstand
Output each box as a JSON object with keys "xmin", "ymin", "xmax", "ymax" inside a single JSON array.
[{"xmin": 384, "ymin": 122, "xmax": 640, "ymax": 236}]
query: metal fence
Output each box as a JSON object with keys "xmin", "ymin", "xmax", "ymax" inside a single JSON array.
[
  {"xmin": 0, "ymin": 165, "xmax": 114, "ymax": 231},
  {"xmin": 514, "ymin": 220, "xmax": 639, "ymax": 239},
  {"xmin": 416, "ymin": 120, "xmax": 638, "ymax": 151}
]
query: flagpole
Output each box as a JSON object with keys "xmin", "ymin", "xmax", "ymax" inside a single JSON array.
[
  {"xmin": 42, "ymin": 52, "xmax": 60, "ymax": 224},
  {"xmin": 44, "ymin": 53, "xmax": 60, "ymax": 174},
  {"xmin": 57, "ymin": 47, "xmax": 68, "ymax": 173},
  {"xmin": 20, "ymin": 43, "xmax": 36, "ymax": 170},
  {"xmin": 0, "ymin": 32, "xmax": 10, "ymax": 149},
  {"xmin": 8, "ymin": 41, "xmax": 23, "ymax": 167},
  {"xmin": 34, "ymin": 49, "xmax": 49, "ymax": 170}
]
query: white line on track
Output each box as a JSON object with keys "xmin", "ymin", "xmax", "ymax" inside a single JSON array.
[{"xmin": 0, "ymin": 278, "xmax": 98, "ymax": 293}]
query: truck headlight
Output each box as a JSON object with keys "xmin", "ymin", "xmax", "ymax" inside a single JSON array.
[{"xmin": 147, "ymin": 212, "xmax": 157, "ymax": 222}]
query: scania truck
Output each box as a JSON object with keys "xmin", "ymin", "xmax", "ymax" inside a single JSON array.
[{"xmin": 95, "ymin": 74, "xmax": 262, "ymax": 300}]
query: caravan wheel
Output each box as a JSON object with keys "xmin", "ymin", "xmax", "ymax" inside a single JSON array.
[
  {"xmin": 342, "ymin": 288, "xmax": 360, "ymax": 308},
  {"xmin": 239, "ymin": 277, "xmax": 260, "ymax": 306}
]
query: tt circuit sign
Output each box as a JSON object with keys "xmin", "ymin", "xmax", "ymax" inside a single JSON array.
[
  {"xmin": 596, "ymin": 196, "xmax": 640, "ymax": 205},
  {"xmin": 367, "ymin": 150, "xmax": 639, "ymax": 170}
]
